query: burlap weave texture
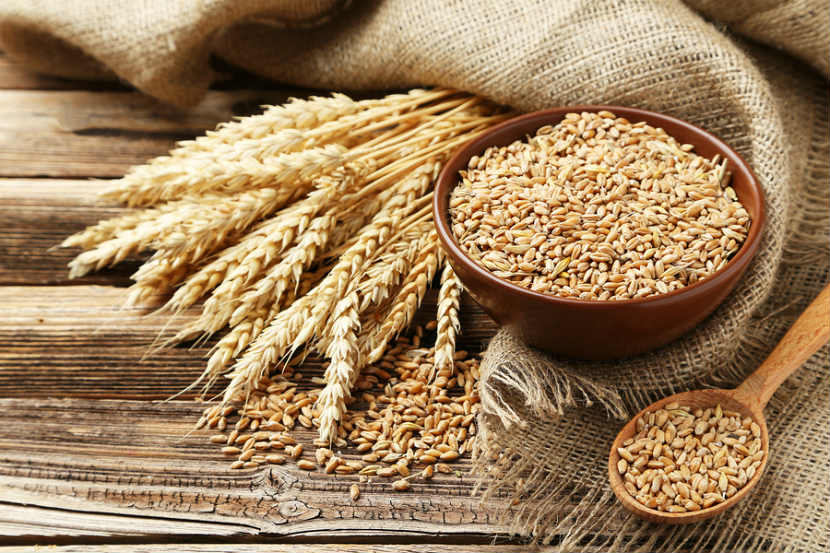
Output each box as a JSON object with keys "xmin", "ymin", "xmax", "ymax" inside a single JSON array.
[{"xmin": 0, "ymin": 1, "xmax": 827, "ymax": 550}]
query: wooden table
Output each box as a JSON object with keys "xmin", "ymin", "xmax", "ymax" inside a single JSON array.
[{"xmin": 0, "ymin": 52, "xmax": 558, "ymax": 551}]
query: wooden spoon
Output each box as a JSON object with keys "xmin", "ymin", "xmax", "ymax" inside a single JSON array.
[{"xmin": 609, "ymin": 285, "xmax": 829, "ymax": 524}]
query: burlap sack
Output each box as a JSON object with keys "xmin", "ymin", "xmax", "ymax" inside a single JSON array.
[
  {"xmin": 1, "ymin": 1, "xmax": 827, "ymax": 550},
  {"xmin": 476, "ymin": 51, "xmax": 829, "ymax": 550}
]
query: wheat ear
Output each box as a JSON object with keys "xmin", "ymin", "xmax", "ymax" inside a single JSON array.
[
  {"xmin": 222, "ymin": 291, "xmax": 316, "ymax": 402},
  {"xmin": 286, "ymin": 167, "xmax": 437, "ymax": 356},
  {"xmin": 312, "ymin": 219, "xmax": 436, "ymax": 443},
  {"xmin": 223, "ymin": 166, "xmax": 434, "ymax": 401},
  {"xmin": 311, "ymin": 219, "xmax": 436, "ymax": 443},
  {"xmin": 188, "ymin": 88, "xmax": 452, "ymax": 150},
  {"xmin": 66, "ymin": 199, "xmax": 206, "ymax": 278},
  {"xmin": 184, "ymin": 165, "xmax": 370, "ymax": 336},
  {"xmin": 161, "ymin": 172, "xmax": 352, "ymax": 314},
  {"xmin": 364, "ymin": 232, "xmax": 441, "ymax": 364},
  {"xmin": 103, "ymin": 145, "xmax": 347, "ymax": 207},
  {"xmin": 61, "ymin": 205, "xmax": 172, "ymax": 250},
  {"xmin": 316, "ymin": 291, "xmax": 360, "ymax": 443},
  {"xmin": 196, "ymin": 263, "xmax": 326, "ymax": 395},
  {"xmin": 202, "ymin": 212, "xmax": 336, "ymax": 335},
  {"xmin": 100, "ymin": 94, "xmax": 360, "ymax": 205},
  {"xmin": 101, "ymin": 89, "xmax": 456, "ymax": 206},
  {"xmin": 209, "ymin": 163, "xmax": 371, "ymax": 308},
  {"xmin": 433, "ymin": 261, "xmax": 462, "ymax": 375},
  {"xmin": 356, "ymin": 219, "xmax": 434, "ymax": 312},
  {"xmin": 67, "ymin": 187, "xmax": 301, "ymax": 279},
  {"xmin": 125, "ymin": 251, "xmax": 193, "ymax": 307}
]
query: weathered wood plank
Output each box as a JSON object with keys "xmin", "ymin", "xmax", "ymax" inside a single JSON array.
[
  {"xmin": 0, "ymin": 90, "xmax": 295, "ymax": 178},
  {"xmin": 0, "ymin": 285, "xmax": 209, "ymax": 398},
  {"xmin": 4, "ymin": 546, "xmax": 561, "ymax": 552},
  {"xmin": 0, "ymin": 52, "xmax": 128, "ymax": 91},
  {"xmin": 0, "ymin": 397, "xmax": 508, "ymax": 542},
  {"xmin": 0, "ymin": 58, "xmax": 515, "ymax": 547},
  {"xmin": 4, "ymin": 545, "xmax": 567, "ymax": 552},
  {"xmin": 0, "ymin": 178, "xmax": 138, "ymax": 285},
  {"xmin": 0, "ymin": 285, "xmax": 498, "ymax": 399}
]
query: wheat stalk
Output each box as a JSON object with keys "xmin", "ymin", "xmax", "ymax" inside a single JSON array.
[
  {"xmin": 196, "ymin": 263, "xmax": 328, "ymax": 395},
  {"xmin": 101, "ymin": 94, "xmax": 359, "ymax": 205},
  {"xmin": 357, "ymin": 219, "xmax": 434, "ymax": 312},
  {"xmin": 311, "ymin": 215, "xmax": 437, "ymax": 443},
  {"xmin": 61, "ymin": 88, "xmax": 511, "ymax": 445},
  {"xmin": 211, "ymin": 212, "xmax": 336, "ymax": 334},
  {"xmin": 183, "ymin": 165, "xmax": 371, "ymax": 338},
  {"xmin": 161, "ymin": 167, "xmax": 364, "ymax": 315},
  {"xmin": 310, "ymin": 220, "xmax": 436, "ymax": 441},
  {"xmin": 216, "ymin": 164, "xmax": 371, "ymax": 306},
  {"xmin": 287, "ymin": 169, "xmax": 437, "ymax": 355},
  {"xmin": 102, "ymin": 89, "xmax": 458, "ymax": 206},
  {"xmin": 223, "ymin": 166, "xmax": 435, "ymax": 403}
]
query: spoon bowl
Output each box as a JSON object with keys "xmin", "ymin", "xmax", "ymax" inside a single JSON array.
[
  {"xmin": 608, "ymin": 388, "xmax": 769, "ymax": 523},
  {"xmin": 609, "ymin": 285, "xmax": 828, "ymax": 524}
]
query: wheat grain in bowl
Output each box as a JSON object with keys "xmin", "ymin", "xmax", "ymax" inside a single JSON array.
[{"xmin": 448, "ymin": 111, "xmax": 751, "ymax": 301}]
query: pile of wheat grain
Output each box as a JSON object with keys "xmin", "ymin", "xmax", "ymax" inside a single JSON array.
[
  {"xmin": 63, "ymin": 88, "xmax": 508, "ymax": 444},
  {"xmin": 198, "ymin": 323, "xmax": 480, "ymax": 494}
]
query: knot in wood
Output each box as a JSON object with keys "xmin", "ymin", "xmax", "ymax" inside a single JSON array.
[{"xmin": 278, "ymin": 499, "xmax": 319, "ymax": 521}]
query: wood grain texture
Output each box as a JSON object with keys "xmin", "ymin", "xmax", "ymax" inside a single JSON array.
[
  {"xmin": 0, "ymin": 89, "xmax": 297, "ymax": 178},
  {"xmin": 0, "ymin": 397, "xmax": 509, "ymax": 543},
  {"xmin": 0, "ymin": 179, "xmax": 139, "ymax": 285},
  {"xmin": 0, "ymin": 285, "xmax": 497, "ymax": 400},
  {"xmin": 5, "ymin": 547, "xmax": 567, "ymax": 552}
]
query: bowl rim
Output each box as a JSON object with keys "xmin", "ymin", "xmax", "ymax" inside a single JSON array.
[{"xmin": 433, "ymin": 105, "xmax": 766, "ymax": 309}]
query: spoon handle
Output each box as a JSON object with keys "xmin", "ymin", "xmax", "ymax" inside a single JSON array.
[{"xmin": 733, "ymin": 285, "xmax": 829, "ymax": 410}]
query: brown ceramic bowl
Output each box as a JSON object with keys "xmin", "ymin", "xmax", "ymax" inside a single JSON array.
[{"xmin": 433, "ymin": 106, "xmax": 765, "ymax": 360}]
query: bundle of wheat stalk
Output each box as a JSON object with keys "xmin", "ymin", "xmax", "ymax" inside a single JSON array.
[{"xmin": 63, "ymin": 88, "xmax": 509, "ymax": 444}]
